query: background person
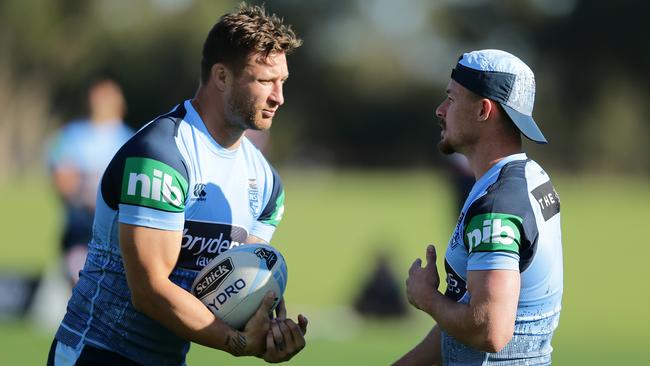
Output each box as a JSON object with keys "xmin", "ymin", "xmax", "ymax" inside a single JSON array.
[
  {"xmin": 46, "ymin": 77, "xmax": 133, "ymax": 286},
  {"xmin": 394, "ymin": 49, "xmax": 563, "ymax": 365}
]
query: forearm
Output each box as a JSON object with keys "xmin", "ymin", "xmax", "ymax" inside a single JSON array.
[
  {"xmin": 407, "ymin": 247, "xmax": 518, "ymax": 354},
  {"xmin": 131, "ymin": 278, "xmax": 247, "ymax": 355},
  {"xmin": 393, "ymin": 325, "xmax": 441, "ymax": 366}
]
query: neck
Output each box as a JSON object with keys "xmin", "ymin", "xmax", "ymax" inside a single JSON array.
[
  {"xmin": 463, "ymin": 140, "xmax": 522, "ymax": 180},
  {"xmin": 192, "ymin": 85, "xmax": 245, "ymax": 150},
  {"xmin": 91, "ymin": 112, "xmax": 121, "ymax": 124}
]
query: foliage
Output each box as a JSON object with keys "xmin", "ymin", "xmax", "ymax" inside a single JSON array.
[{"xmin": 0, "ymin": 0, "xmax": 648, "ymax": 180}]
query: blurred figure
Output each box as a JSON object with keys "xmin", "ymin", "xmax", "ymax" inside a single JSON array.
[
  {"xmin": 445, "ymin": 153, "xmax": 474, "ymax": 213},
  {"xmin": 354, "ymin": 251, "xmax": 407, "ymax": 318},
  {"xmin": 47, "ymin": 77, "xmax": 133, "ymax": 286},
  {"xmin": 395, "ymin": 50, "xmax": 563, "ymax": 365}
]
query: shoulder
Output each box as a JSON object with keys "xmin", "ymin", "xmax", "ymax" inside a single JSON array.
[
  {"xmin": 467, "ymin": 159, "xmax": 531, "ymax": 218},
  {"xmin": 100, "ymin": 104, "xmax": 190, "ymax": 210},
  {"xmin": 56, "ymin": 119, "xmax": 91, "ymax": 139},
  {"xmin": 463, "ymin": 159, "xmax": 533, "ymax": 254},
  {"xmin": 121, "ymin": 104, "xmax": 187, "ymax": 161},
  {"xmin": 524, "ymin": 160, "xmax": 561, "ymax": 221}
]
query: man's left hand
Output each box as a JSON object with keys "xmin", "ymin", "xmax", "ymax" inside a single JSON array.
[
  {"xmin": 262, "ymin": 315, "xmax": 308, "ymax": 363},
  {"xmin": 273, "ymin": 297, "xmax": 287, "ymax": 320}
]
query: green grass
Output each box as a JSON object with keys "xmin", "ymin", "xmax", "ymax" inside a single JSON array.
[{"xmin": 1, "ymin": 170, "xmax": 649, "ymax": 365}]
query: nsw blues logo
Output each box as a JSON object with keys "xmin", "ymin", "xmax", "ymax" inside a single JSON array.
[{"xmin": 248, "ymin": 178, "xmax": 260, "ymax": 216}]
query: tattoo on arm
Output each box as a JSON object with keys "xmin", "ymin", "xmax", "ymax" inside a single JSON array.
[{"xmin": 226, "ymin": 332, "xmax": 247, "ymax": 356}]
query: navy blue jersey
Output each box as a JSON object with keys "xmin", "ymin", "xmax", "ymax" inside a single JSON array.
[
  {"xmin": 442, "ymin": 153, "xmax": 563, "ymax": 365},
  {"xmin": 55, "ymin": 100, "xmax": 285, "ymax": 366}
]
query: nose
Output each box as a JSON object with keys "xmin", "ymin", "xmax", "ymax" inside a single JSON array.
[
  {"xmin": 269, "ymin": 81, "xmax": 284, "ymax": 107},
  {"xmin": 435, "ymin": 99, "xmax": 447, "ymax": 119}
]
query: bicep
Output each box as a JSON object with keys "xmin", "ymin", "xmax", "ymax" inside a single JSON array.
[
  {"xmin": 119, "ymin": 223, "xmax": 182, "ymax": 290},
  {"xmin": 467, "ymin": 269, "xmax": 520, "ymax": 327}
]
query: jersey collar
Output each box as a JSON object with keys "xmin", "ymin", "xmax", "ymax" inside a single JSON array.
[{"xmin": 462, "ymin": 153, "xmax": 528, "ymax": 214}]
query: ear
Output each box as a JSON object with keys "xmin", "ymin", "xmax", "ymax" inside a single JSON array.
[
  {"xmin": 210, "ymin": 63, "xmax": 230, "ymax": 92},
  {"xmin": 478, "ymin": 98, "xmax": 495, "ymax": 121}
]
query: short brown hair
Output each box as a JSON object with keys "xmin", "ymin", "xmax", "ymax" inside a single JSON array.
[{"xmin": 200, "ymin": 3, "xmax": 302, "ymax": 83}]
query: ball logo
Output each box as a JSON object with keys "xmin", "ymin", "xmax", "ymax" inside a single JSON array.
[
  {"xmin": 254, "ymin": 247, "xmax": 277, "ymax": 269},
  {"xmin": 206, "ymin": 278, "xmax": 247, "ymax": 312},
  {"xmin": 193, "ymin": 258, "xmax": 234, "ymax": 299}
]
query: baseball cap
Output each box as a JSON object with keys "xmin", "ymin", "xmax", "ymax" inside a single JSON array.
[{"xmin": 450, "ymin": 49, "xmax": 547, "ymax": 144}]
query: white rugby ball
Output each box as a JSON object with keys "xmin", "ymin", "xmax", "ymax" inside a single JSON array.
[{"xmin": 191, "ymin": 243, "xmax": 288, "ymax": 330}]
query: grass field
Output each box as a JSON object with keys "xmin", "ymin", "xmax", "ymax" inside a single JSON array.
[{"xmin": 1, "ymin": 169, "xmax": 649, "ymax": 365}]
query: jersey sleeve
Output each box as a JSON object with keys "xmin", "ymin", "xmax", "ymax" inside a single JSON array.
[
  {"xmin": 250, "ymin": 167, "xmax": 285, "ymax": 242},
  {"xmin": 99, "ymin": 108, "xmax": 189, "ymax": 231},
  {"xmin": 463, "ymin": 170, "xmax": 537, "ymax": 272}
]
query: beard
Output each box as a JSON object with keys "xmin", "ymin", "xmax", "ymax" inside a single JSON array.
[
  {"xmin": 437, "ymin": 120, "xmax": 456, "ymax": 155},
  {"xmin": 438, "ymin": 138, "xmax": 456, "ymax": 155},
  {"xmin": 225, "ymin": 86, "xmax": 260, "ymax": 130}
]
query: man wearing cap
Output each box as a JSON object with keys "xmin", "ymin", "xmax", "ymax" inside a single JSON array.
[{"xmin": 394, "ymin": 49, "xmax": 563, "ymax": 365}]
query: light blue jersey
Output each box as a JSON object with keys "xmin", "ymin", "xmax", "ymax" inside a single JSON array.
[
  {"xmin": 54, "ymin": 100, "xmax": 285, "ymax": 366},
  {"xmin": 47, "ymin": 119, "xmax": 133, "ymax": 207},
  {"xmin": 442, "ymin": 153, "xmax": 563, "ymax": 365}
]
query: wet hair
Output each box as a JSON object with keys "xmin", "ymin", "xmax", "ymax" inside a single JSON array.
[{"xmin": 200, "ymin": 3, "xmax": 302, "ymax": 83}]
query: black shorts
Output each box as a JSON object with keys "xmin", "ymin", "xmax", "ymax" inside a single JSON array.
[
  {"xmin": 61, "ymin": 206, "xmax": 94, "ymax": 252},
  {"xmin": 47, "ymin": 339, "xmax": 143, "ymax": 366}
]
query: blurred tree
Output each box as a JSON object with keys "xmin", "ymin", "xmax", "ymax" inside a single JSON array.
[
  {"xmin": 0, "ymin": 0, "xmax": 648, "ymax": 179},
  {"xmin": 0, "ymin": 0, "xmax": 235, "ymax": 180}
]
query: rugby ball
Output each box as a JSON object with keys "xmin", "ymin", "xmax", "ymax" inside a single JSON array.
[{"xmin": 191, "ymin": 243, "xmax": 288, "ymax": 330}]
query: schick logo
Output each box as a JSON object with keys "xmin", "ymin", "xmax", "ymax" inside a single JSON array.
[
  {"xmin": 464, "ymin": 213, "xmax": 523, "ymax": 253},
  {"xmin": 194, "ymin": 258, "xmax": 233, "ymax": 299},
  {"xmin": 121, "ymin": 157, "xmax": 188, "ymax": 212}
]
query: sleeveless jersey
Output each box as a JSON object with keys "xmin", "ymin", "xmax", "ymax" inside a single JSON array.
[
  {"xmin": 442, "ymin": 153, "xmax": 563, "ymax": 365},
  {"xmin": 55, "ymin": 100, "xmax": 285, "ymax": 366}
]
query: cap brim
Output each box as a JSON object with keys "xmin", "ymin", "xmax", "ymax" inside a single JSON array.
[{"xmin": 501, "ymin": 104, "xmax": 547, "ymax": 144}]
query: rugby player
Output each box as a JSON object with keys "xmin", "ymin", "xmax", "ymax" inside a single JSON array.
[
  {"xmin": 394, "ymin": 49, "xmax": 563, "ymax": 365},
  {"xmin": 48, "ymin": 4, "xmax": 306, "ymax": 365}
]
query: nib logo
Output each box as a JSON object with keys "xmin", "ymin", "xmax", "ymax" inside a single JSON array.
[
  {"xmin": 464, "ymin": 213, "xmax": 523, "ymax": 254},
  {"xmin": 121, "ymin": 157, "xmax": 188, "ymax": 212}
]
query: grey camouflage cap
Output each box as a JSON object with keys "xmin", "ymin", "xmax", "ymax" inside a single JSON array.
[{"xmin": 451, "ymin": 49, "xmax": 547, "ymax": 144}]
